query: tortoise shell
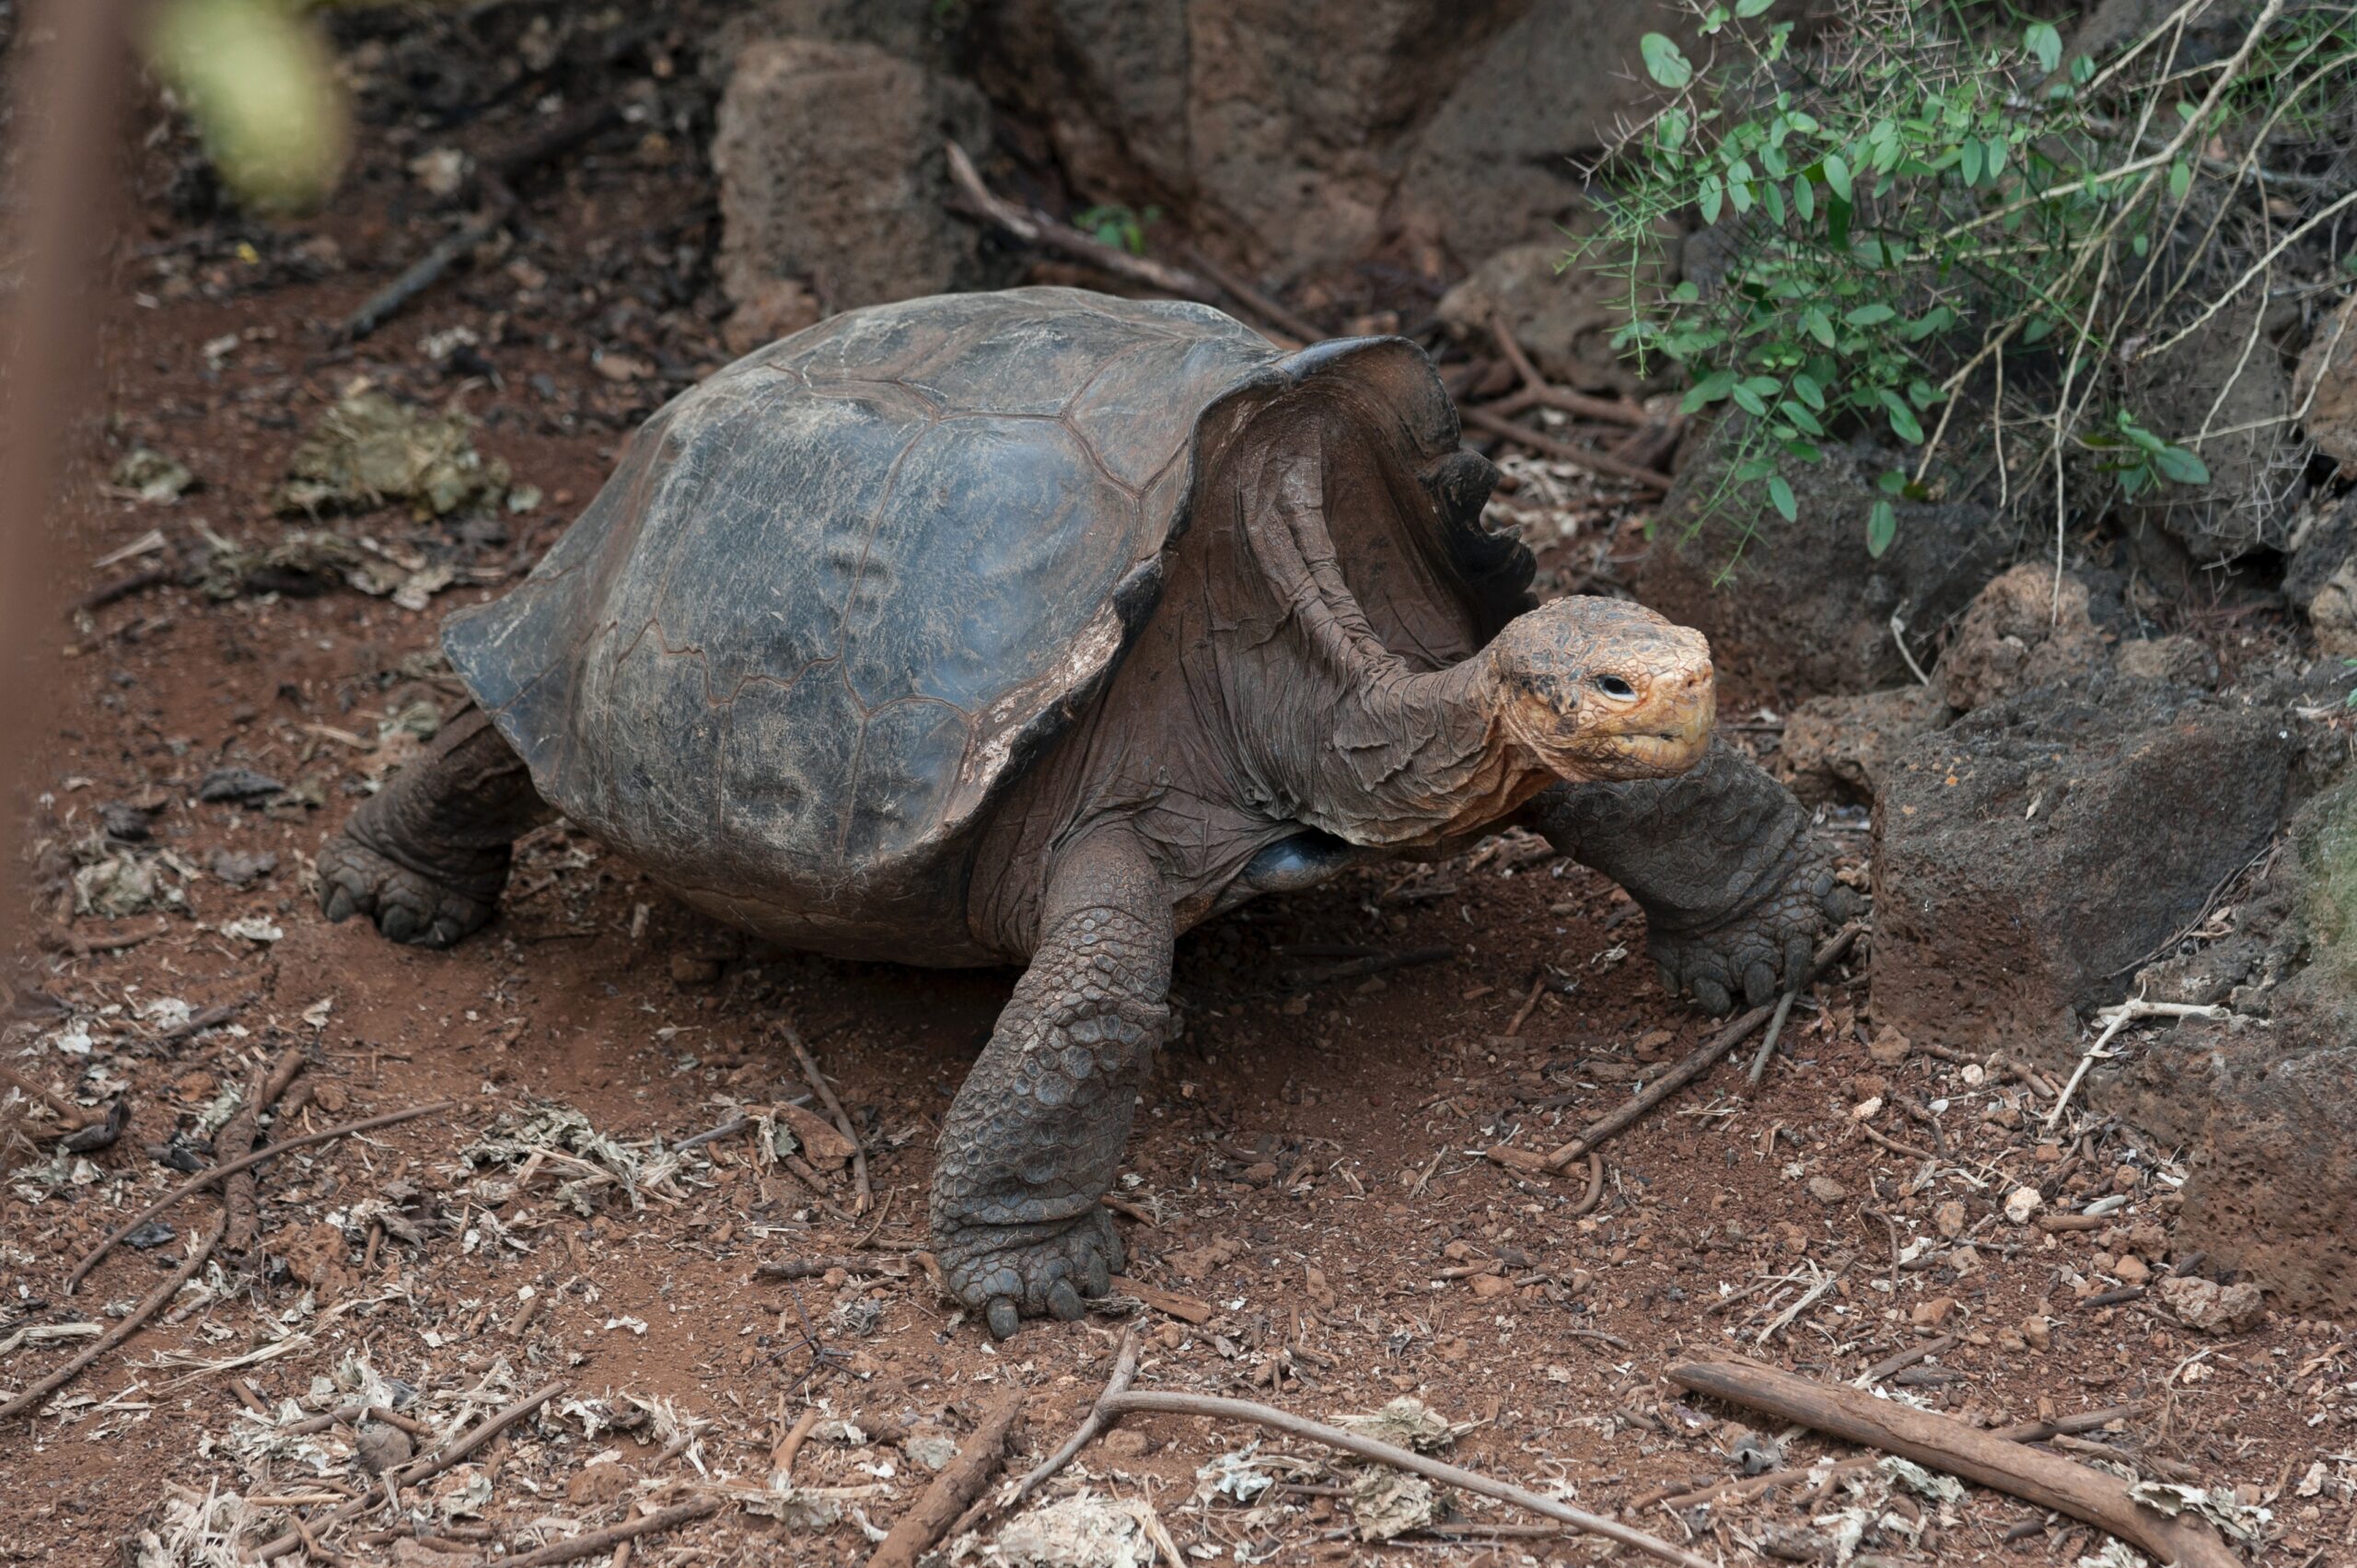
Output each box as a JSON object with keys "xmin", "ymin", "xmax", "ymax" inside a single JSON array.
[{"xmin": 441, "ymin": 287, "xmax": 1530, "ymax": 956}]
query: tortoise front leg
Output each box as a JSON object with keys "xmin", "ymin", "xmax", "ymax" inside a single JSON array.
[
  {"xmin": 1527, "ymin": 738, "xmax": 1857, "ymax": 1014},
  {"xmin": 931, "ymin": 827, "xmax": 1170, "ymax": 1339}
]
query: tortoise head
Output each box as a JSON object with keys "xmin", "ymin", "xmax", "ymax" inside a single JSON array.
[{"xmin": 1486, "ymin": 598, "xmax": 1715, "ymax": 783}]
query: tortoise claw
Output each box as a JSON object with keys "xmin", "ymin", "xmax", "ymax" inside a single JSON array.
[
  {"xmin": 1048, "ymin": 1280, "xmax": 1086, "ymax": 1322},
  {"xmin": 986, "ymin": 1298, "xmax": 1021, "ymax": 1340}
]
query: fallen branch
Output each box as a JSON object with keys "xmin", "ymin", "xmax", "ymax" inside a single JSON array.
[
  {"xmin": 0, "ymin": 1213, "xmax": 223, "ymax": 1422},
  {"xmin": 66, "ymin": 1099, "xmax": 454, "ymax": 1293},
  {"xmin": 756, "ymin": 1253, "xmax": 911, "ymax": 1282},
  {"xmin": 951, "ymin": 1325, "xmax": 1141, "ymax": 1541},
  {"xmin": 2047, "ymin": 1000, "xmax": 2228, "ymax": 1131},
  {"xmin": 250, "ymin": 1381, "xmax": 566, "ymax": 1562},
  {"xmin": 1176, "ymin": 242, "xmax": 1324, "ymax": 344},
  {"xmin": 865, "ymin": 1385, "xmax": 1024, "ymax": 1568},
  {"xmin": 1097, "ymin": 1390, "xmax": 1711, "ymax": 1568},
  {"xmin": 217, "ymin": 1043, "xmax": 308, "ymax": 1260},
  {"xmin": 772, "ymin": 1407, "xmax": 824, "ymax": 1480},
  {"xmin": 944, "ymin": 143, "xmax": 1219, "ymax": 304},
  {"xmin": 1485, "ymin": 313, "xmax": 1650, "ymax": 427},
  {"xmin": 341, "ymin": 103, "xmax": 621, "ymax": 342},
  {"xmin": 1744, "ymin": 987, "xmax": 1801, "ymax": 1089},
  {"xmin": 1667, "ymin": 1359, "xmax": 2239, "ymax": 1568},
  {"xmin": 1489, "ymin": 926, "xmax": 1862, "ymax": 1176},
  {"xmin": 486, "ymin": 1498, "xmax": 721, "ymax": 1568},
  {"xmin": 1458, "ymin": 404, "xmax": 1673, "ymax": 492},
  {"xmin": 784, "ymin": 1023, "xmax": 870, "ymax": 1215}
]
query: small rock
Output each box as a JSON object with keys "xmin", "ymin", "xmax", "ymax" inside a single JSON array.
[
  {"xmin": 566, "ymin": 1462, "xmax": 634, "ymax": 1504},
  {"xmin": 1100, "ymin": 1427, "xmax": 1152, "ymax": 1459},
  {"xmin": 207, "ymin": 848, "xmax": 279, "ymax": 887},
  {"xmin": 354, "ymin": 1421, "xmax": 414, "ymax": 1475},
  {"xmin": 668, "ymin": 953, "xmax": 722, "ymax": 987},
  {"xmin": 1910, "ymin": 1296, "xmax": 1956, "ymax": 1328},
  {"xmin": 2004, "ymin": 1187, "xmax": 2044, "ymax": 1225},
  {"xmin": 2158, "ymin": 1274, "xmax": 2266, "ymax": 1334},
  {"xmin": 904, "ymin": 1434, "xmax": 960, "ymax": 1472},
  {"xmin": 1805, "ymin": 1176, "xmax": 1848, "ymax": 1204},
  {"xmin": 1933, "ymin": 1200, "xmax": 1967, "ymax": 1239},
  {"xmin": 593, "ymin": 352, "xmax": 656, "ymax": 384},
  {"xmin": 2114, "ymin": 1254, "xmax": 2152, "ymax": 1287},
  {"xmin": 1865, "ymin": 1025, "xmax": 1913, "ymax": 1065},
  {"xmin": 196, "ymin": 767, "xmax": 285, "ymax": 804},
  {"xmin": 1468, "ymin": 1272, "xmax": 1514, "ymax": 1298},
  {"xmin": 124, "ymin": 1218, "xmax": 178, "ymax": 1250},
  {"xmin": 2020, "ymin": 1314, "xmax": 2052, "ymax": 1350},
  {"xmin": 109, "ymin": 447, "xmax": 197, "ymax": 504}
]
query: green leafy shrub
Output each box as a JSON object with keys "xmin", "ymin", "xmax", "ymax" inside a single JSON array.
[{"xmin": 1583, "ymin": 0, "xmax": 2357, "ymax": 562}]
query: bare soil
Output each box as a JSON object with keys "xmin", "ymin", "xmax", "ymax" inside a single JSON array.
[{"xmin": 5, "ymin": 12, "xmax": 2353, "ymax": 1565}]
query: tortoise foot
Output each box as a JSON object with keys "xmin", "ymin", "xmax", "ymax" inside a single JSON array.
[
  {"xmin": 316, "ymin": 829, "xmax": 504, "ymax": 948},
  {"xmin": 935, "ymin": 1205, "xmax": 1123, "ymax": 1339}
]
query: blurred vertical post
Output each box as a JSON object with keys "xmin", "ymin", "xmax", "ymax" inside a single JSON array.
[{"xmin": 1, "ymin": 0, "xmax": 135, "ymax": 970}]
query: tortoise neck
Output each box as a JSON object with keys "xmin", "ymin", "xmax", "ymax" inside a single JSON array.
[{"xmin": 1284, "ymin": 648, "xmax": 1556, "ymax": 847}]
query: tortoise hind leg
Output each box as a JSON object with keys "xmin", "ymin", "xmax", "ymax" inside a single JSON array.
[
  {"xmin": 317, "ymin": 705, "xmax": 550, "ymax": 947},
  {"xmin": 931, "ymin": 826, "xmax": 1171, "ymax": 1337}
]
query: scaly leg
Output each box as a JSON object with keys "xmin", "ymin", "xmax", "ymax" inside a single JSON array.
[
  {"xmin": 1528, "ymin": 737, "xmax": 1858, "ymax": 1013},
  {"xmin": 931, "ymin": 827, "xmax": 1171, "ymax": 1339},
  {"xmin": 316, "ymin": 704, "xmax": 550, "ymax": 947}
]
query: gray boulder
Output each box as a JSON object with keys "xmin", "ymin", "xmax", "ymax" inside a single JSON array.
[
  {"xmin": 1868, "ymin": 675, "xmax": 2294, "ymax": 1054},
  {"xmin": 712, "ymin": 37, "xmax": 992, "ymax": 324}
]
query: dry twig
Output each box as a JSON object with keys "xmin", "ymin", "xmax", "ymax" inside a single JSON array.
[
  {"xmin": 865, "ymin": 1386, "xmax": 1025, "ymax": 1568},
  {"xmin": 66, "ymin": 1100, "xmax": 454, "ymax": 1292},
  {"xmin": 954, "ymin": 1325, "xmax": 1141, "ymax": 1540},
  {"xmin": 1095, "ymin": 1390, "xmax": 1711, "ymax": 1567},
  {"xmin": 1669, "ymin": 1359, "xmax": 2238, "ymax": 1568},
  {"xmin": 482, "ymin": 1498, "xmax": 721, "ymax": 1568},
  {"xmin": 784, "ymin": 1023, "xmax": 870, "ymax": 1214},
  {"xmin": 0, "ymin": 1214, "xmax": 223, "ymax": 1422}
]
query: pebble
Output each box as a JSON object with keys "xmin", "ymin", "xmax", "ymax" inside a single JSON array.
[
  {"xmin": 1805, "ymin": 1176, "xmax": 1847, "ymax": 1203},
  {"xmin": 2003, "ymin": 1187, "xmax": 2043, "ymax": 1224}
]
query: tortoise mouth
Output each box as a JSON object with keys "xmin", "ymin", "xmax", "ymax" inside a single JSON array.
[{"xmin": 1512, "ymin": 691, "xmax": 1714, "ymax": 781}]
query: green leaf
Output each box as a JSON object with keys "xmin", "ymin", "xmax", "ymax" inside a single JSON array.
[
  {"xmin": 1701, "ymin": 173, "xmax": 1724, "ymax": 225},
  {"xmin": 1984, "ymin": 136, "xmax": 2007, "ymax": 180},
  {"xmin": 1681, "ymin": 368, "xmax": 1738, "ymax": 412},
  {"xmin": 2154, "ymin": 446, "xmax": 2211, "ymax": 485},
  {"xmin": 1736, "ymin": 0, "xmax": 1773, "ymax": 15},
  {"xmin": 1875, "ymin": 469, "xmax": 1907, "ymax": 496},
  {"xmin": 1640, "ymin": 33, "xmax": 1693, "ymax": 88},
  {"xmin": 1823, "ymin": 152, "xmax": 1852, "ymax": 202},
  {"xmin": 1845, "ymin": 302, "xmax": 1897, "ymax": 326},
  {"xmin": 1670, "ymin": 280, "xmax": 1701, "ymax": 304},
  {"xmin": 2168, "ymin": 157, "xmax": 2192, "ymax": 199},
  {"xmin": 2026, "ymin": 20, "xmax": 2062, "ymax": 74},
  {"xmin": 1780, "ymin": 401, "xmax": 1825, "ymax": 436},
  {"xmin": 1794, "ymin": 175, "xmax": 1815, "ymax": 222},
  {"xmin": 1879, "ymin": 389, "xmax": 1924, "ymax": 444},
  {"xmin": 1867, "ymin": 499, "xmax": 1897, "ymax": 558},
  {"xmin": 1791, "ymin": 372, "xmax": 1825, "ymax": 410},
  {"xmin": 1768, "ymin": 474, "xmax": 1798, "ymax": 521},
  {"xmin": 1804, "ymin": 306, "xmax": 1836, "ymax": 347},
  {"xmin": 1960, "ymin": 138, "xmax": 1984, "ymax": 186},
  {"xmin": 1658, "ymin": 108, "xmax": 1689, "ymax": 149},
  {"xmin": 2023, "ymin": 318, "xmax": 2056, "ymax": 344},
  {"xmin": 1730, "ymin": 381, "xmax": 1770, "ymax": 415}
]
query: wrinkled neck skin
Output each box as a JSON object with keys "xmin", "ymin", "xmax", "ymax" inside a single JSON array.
[{"xmin": 1249, "ymin": 642, "xmax": 1561, "ymax": 850}]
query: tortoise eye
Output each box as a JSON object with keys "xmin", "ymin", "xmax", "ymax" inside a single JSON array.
[{"xmin": 1595, "ymin": 674, "xmax": 1637, "ymax": 700}]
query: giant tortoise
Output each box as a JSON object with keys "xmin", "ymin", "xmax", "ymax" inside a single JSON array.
[{"xmin": 318, "ymin": 287, "xmax": 1848, "ymax": 1335}]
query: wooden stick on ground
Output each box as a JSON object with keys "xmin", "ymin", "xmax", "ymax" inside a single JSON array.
[
  {"xmin": 217, "ymin": 1043, "xmax": 308, "ymax": 1259},
  {"xmin": 772, "ymin": 1407, "xmax": 825, "ymax": 1481},
  {"xmin": 1487, "ymin": 926, "xmax": 1861, "ymax": 1177},
  {"xmin": 1668, "ymin": 1359, "xmax": 2240, "ymax": 1568},
  {"xmin": 250, "ymin": 1381, "xmax": 567, "ymax": 1562},
  {"xmin": 944, "ymin": 143, "xmax": 1220, "ymax": 304},
  {"xmin": 784, "ymin": 1024, "xmax": 870, "ymax": 1214},
  {"xmin": 1176, "ymin": 242, "xmax": 1324, "ymax": 345},
  {"xmin": 1458, "ymin": 404, "xmax": 1674, "ymax": 492},
  {"xmin": 0, "ymin": 1213, "xmax": 224, "ymax": 1422},
  {"xmin": 1096, "ymin": 1391, "xmax": 1710, "ymax": 1568},
  {"xmin": 866, "ymin": 1385, "xmax": 1025, "ymax": 1568},
  {"xmin": 65, "ymin": 1100, "xmax": 455, "ymax": 1293},
  {"xmin": 484, "ymin": 1498, "xmax": 721, "ymax": 1568},
  {"xmin": 951, "ymin": 1326, "xmax": 1141, "ymax": 1541}
]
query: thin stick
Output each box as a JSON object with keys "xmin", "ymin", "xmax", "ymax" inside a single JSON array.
[
  {"xmin": 865, "ymin": 1386, "xmax": 1024, "ymax": 1568},
  {"xmin": 1569, "ymin": 1152, "xmax": 1608, "ymax": 1219},
  {"xmin": 1744, "ymin": 987, "xmax": 1801, "ymax": 1089},
  {"xmin": 220, "ymin": 1043, "xmax": 308, "ymax": 1259},
  {"xmin": 1485, "ymin": 313, "xmax": 1652, "ymax": 427},
  {"xmin": 0, "ymin": 1213, "xmax": 223, "ymax": 1422},
  {"xmin": 784, "ymin": 1025, "xmax": 869, "ymax": 1214},
  {"xmin": 65, "ymin": 1100, "xmax": 454, "ymax": 1293},
  {"xmin": 1504, "ymin": 975, "xmax": 1548, "ymax": 1038},
  {"xmin": 1098, "ymin": 1391, "xmax": 1708, "ymax": 1568},
  {"xmin": 249, "ymin": 1382, "xmax": 566, "ymax": 1562},
  {"xmin": 1668, "ymin": 1359, "xmax": 2239, "ymax": 1568},
  {"xmin": 1494, "ymin": 926, "xmax": 1860, "ymax": 1175},
  {"xmin": 489, "ymin": 1498, "xmax": 720, "ymax": 1568},
  {"xmin": 2046, "ymin": 1001, "xmax": 2226, "ymax": 1131},
  {"xmin": 1177, "ymin": 242, "xmax": 1325, "ymax": 345},
  {"xmin": 1457, "ymin": 405, "xmax": 1673, "ymax": 491},
  {"xmin": 957, "ymin": 1325, "xmax": 1141, "ymax": 1539},
  {"xmin": 943, "ymin": 143, "xmax": 1221, "ymax": 305},
  {"xmin": 772, "ymin": 1407, "xmax": 824, "ymax": 1479}
]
